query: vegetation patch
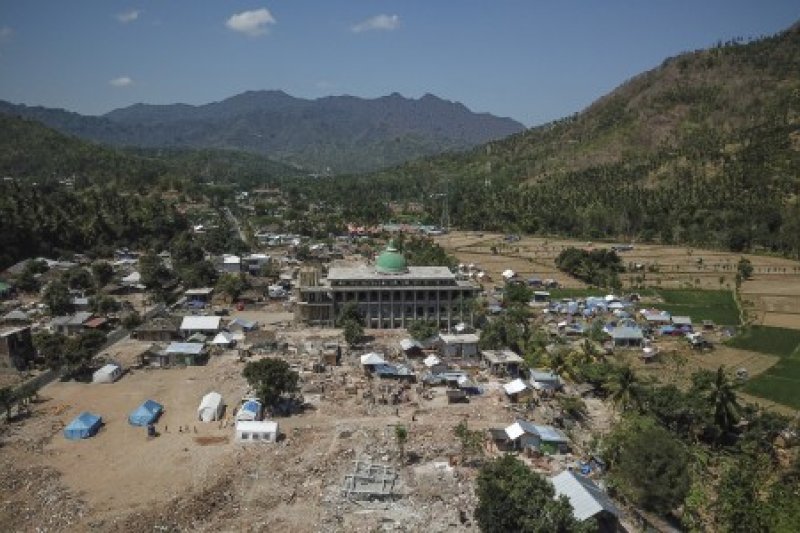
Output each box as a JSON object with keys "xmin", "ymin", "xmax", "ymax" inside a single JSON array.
[
  {"xmin": 729, "ymin": 326, "xmax": 800, "ymax": 408},
  {"xmin": 654, "ymin": 289, "xmax": 740, "ymax": 325},
  {"xmin": 743, "ymin": 361, "xmax": 800, "ymax": 409},
  {"xmin": 726, "ymin": 326, "xmax": 800, "ymax": 357}
]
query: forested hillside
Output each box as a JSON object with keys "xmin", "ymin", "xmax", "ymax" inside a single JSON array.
[
  {"xmin": 327, "ymin": 23, "xmax": 800, "ymax": 257},
  {"xmin": 0, "ymin": 114, "xmax": 300, "ymax": 188},
  {"xmin": 0, "ymin": 183, "xmax": 188, "ymax": 269}
]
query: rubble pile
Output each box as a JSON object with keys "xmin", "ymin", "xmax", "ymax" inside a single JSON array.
[{"xmin": 0, "ymin": 460, "xmax": 87, "ymax": 532}]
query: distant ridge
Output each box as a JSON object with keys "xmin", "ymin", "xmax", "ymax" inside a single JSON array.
[{"xmin": 0, "ymin": 91, "xmax": 524, "ymax": 173}]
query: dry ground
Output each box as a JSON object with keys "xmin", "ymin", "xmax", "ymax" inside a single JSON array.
[{"xmin": 0, "ymin": 325, "xmax": 610, "ymax": 532}]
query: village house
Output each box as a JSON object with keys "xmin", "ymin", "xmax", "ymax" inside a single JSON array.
[
  {"xmin": 49, "ymin": 311, "xmax": 93, "ymax": 336},
  {"xmin": 180, "ymin": 316, "xmax": 222, "ymax": 338},
  {"xmin": 149, "ymin": 342, "xmax": 207, "ymax": 367},
  {"xmin": 551, "ymin": 470, "xmax": 620, "ymax": 532},
  {"xmin": 609, "ymin": 326, "xmax": 644, "ymax": 348},
  {"xmin": 504, "ymin": 420, "xmax": 570, "ymax": 454},
  {"xmin": 185, "ymin": 288, "xmax": 214, "ymax": 307},
  {"xmin": 503, "ymin": 378, "xmax": 533, "ymax": 403},
  {"xmin": 133, "ymin": 316, "xmax": 181, "ymax": 342},
  {"xmin": 530, "ymin": 369, "xmax": 563, "ymax": 393},
  {"xmin": 482, "ymin": 349, "xmax": 524, "ymax": 377},
  {"xmin": 437, "ymin": 333, "xmax": 480, "ymax": 358}
]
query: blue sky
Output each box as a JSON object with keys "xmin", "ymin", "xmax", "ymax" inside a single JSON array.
[{"xmin": 0, "ymin": 1, "xmax": 797, "ymax": 126}]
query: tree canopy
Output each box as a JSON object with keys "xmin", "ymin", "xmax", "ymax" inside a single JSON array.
[
  {"xmin": 242, "ymin": 358, "xmax": 300, "ymax": 411},
  {"xmin": 474, "ymin": 455, "xmax": 591, "ymax": 532}
]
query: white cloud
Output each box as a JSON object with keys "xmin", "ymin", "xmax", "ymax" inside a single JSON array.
[
  {"xmin": 116, "ymin": 9, "xmax": 140, "ymax": 24},
  {"xmin": 0, "ymin": 26, "xmax": 13, "ymax": 41},
  {"xmin": 226, "ymin": 8, "xmax": 276, "ymax": 37},
  {"xmin": 109, "ymin": 76, "xmax": 133, "ymax": 88},
  {"xmin": 351, "ymin": 14, "xmax": 400, "ymax": 33}
]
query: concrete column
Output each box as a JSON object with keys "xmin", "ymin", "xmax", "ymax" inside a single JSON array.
[
  {"xmin": 390, "ymin": 290, "xmax": 395, "ymax": 329},
  {"xmin": 366, "ymin": 289, "xmax": 372, "ymax": 326},
  {"xmin": 377, "ymin": 289, "xmax": 383, "ymax": 329}
]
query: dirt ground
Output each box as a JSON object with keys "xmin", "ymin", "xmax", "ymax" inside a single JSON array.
[
  {"xmin": 0, "ymin": 323, "xmax": 613, "ymax": 532},
  {"xmin": 437, "ymin": 232, "xmax": 800, "ymax": 329}
]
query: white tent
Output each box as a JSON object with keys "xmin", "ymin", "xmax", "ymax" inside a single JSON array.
[
  {"xmin": 211, "ymin": 332, "xmax": 234, "ymax": 346},
  {"xmin": 502, "ymin": 269, "xmax": 516, "ymax": 280},
  {"xmin": 236, "ymin": 420, "xmax": 279, "ymax": 443},
  {"xmin": 198, "ymin": 392, "xmax": 224, "ymax": 422},
  {"xmin": 121, "ymin": 271, "xmax": 141, "ymax": 286},
  {"xmin": 360, "ymin": 352, "xmax": 386, "ymax": 366},
  {"xmin": 423, "ymin": 354, "xmax": 441, "ymax": 368},
  {"xmin": 503, "ymin": 378, "xmax": 529, "ymax": 396},
  {"xmin": 93, "ymin": 363, "xmax": 122, "ymax": 384}
]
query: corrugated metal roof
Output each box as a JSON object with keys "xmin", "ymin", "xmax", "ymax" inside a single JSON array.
[
  {"xmin": 180, "ymin": 316, "xmax": 222, "ymax": 331},
  {"xmin": 165, "ymin": 342, "xmax": 205, "ymax": 355},
  {"xmin": 551, "ymin": 471, "xmax": 619, "ymax": 522},
  {"xmin": 532, "ymin": 424, "xmax": 569, "ymax": 443},
  {"xmin": 611, "ymin": 326, "xmax": 643, "ymax": 339}
]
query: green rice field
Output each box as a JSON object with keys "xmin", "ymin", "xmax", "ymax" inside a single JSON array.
[
  {"xmin": 729, "ymin": 326, "xmax": 800, "ymax": 409},
  {"xmin": 654, "ymin": 289, "xmax": 740, "ymax": 325}
]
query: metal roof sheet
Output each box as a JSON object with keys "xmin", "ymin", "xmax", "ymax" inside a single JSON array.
[
  {"xmin": 551, "ymin": 471, "xmax": 619, "ymax": 521},
  {"xmin": 180, "ymin": 316, "xmax": 222, "ymax": 331}
]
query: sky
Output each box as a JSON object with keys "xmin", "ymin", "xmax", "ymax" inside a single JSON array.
[{"xmin": 0, "ymin": 1, "xmax": 797, "ymax": 126}]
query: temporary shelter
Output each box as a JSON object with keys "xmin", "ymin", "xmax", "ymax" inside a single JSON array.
[
  {"xmin": 360, "ymin": 352, "xmax": 386, "ymax": 366},
  {"xmin": 211, "ymin": 332, "xmax": 235, "ymax": 347},
  {"xmin": 423, "ymin": 354, "xmax": 441, "ymax": 368},
  {"xmin": 64, "ymin": 412, "xmax": 102, "ymax": 440},
  {"xmin": 92, "ymin": 363, "xmax": 123, "ymax": 384},
  {"xmin": 198, "ymin": 392, "xmax": 224, "ymax": 422},
  {"xmin": 128, "ymin": 399, "xmax": 163, "ymax": 426},
  {"xmin": 236, "ymin": 399, "xmax": 263, "ymax": 421},
  {"xmin": 235, "ymin": 420, "xmax": 278, "ymax": 443}
]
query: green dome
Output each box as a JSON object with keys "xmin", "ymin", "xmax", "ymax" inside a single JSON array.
[{"xmin": 375, "ymin": 242, "xmax": 408, "ymax": 274}]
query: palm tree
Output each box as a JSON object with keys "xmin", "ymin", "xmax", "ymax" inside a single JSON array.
[
  {"xmin": 605, "ymin": 365, "xmax": 642, "ymax": 412},
  {"xmin": 706, "ymin": 366, "xmax": 741, "ymax": 435}
]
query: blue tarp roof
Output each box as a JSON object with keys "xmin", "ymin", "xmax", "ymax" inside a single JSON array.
[
  {"xmin": 64, "ymin": 412, "xmax": 102, "ymax": 440},
  {"xmin": 128, "ymin": 400, "xmax": 163, "ymax": 426},
  {"xmin": 241, "ymin": 400, "xmax": 261, "ymax": 414}
]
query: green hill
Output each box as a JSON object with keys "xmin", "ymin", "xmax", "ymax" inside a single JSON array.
[
  {"xmin": 339, "ymin": 23, "xmax": 800, "ymax": 257},
  {"xmin": 0, "ymin": 114, "xmax": 301, "ymax": 188}
]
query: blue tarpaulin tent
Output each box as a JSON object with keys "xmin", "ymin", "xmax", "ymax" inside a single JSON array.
[
  {"xmin": 236, "ymin": 399, "xmax": 262, "ymax": 421},
  {"xmin": 128, "ymin": 399, "xmax": 163, "ymax": 426},
  {"xmin": 64, "ymin": 412, "xmax": 102, "ymax": 440}
]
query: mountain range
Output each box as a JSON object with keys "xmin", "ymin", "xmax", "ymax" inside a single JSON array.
[{"xmin": 0, "ymin": 91, "xmax": 524, "ymax": 173}]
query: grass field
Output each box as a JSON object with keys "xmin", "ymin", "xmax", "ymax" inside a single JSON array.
[
  {"xmin": 727, "ymin": 326, "xmax": 800, "ymax": 409},
  {"xmin": 726, "ymin": 325, "xmax": 800, "ymax": 357},
  {"xmin": 654, "ymin": 289, "xmax": 740, "ymax": 325}
]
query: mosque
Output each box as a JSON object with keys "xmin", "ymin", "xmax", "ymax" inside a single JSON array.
[{"xmin": 295, "ymin": 242, "xmax": 480, "ymax": 329}]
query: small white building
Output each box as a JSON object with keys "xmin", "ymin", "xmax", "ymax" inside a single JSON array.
[
  {"xmin": 92, "ymin": 363, "xmax": 123, "ymax": 384},
  {"xmin": 222, "ymin": 255, "xmax": 242, "ymax": 273},
  {"xmin": 198, "ymin": 392, "xmax": 224, "ymax": 422},
  {"xmin": 235, "ymin": 420, "xmax": 278, "ymax": 443},
  {"xmin": 180, "ymin": 315, "xmax": 222, "ymax": 337},
  {"xmin": 438, "ymin": 333, "xmax": 480, "ymax": 358}
]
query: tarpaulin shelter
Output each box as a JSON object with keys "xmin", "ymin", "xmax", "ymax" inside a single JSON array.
[
  {"xmin": 128, "ymin": 399, "xmax": 163, "ymax": 426},
  {"xmin": 64, "ymin": 412, "xmax": 102, "ymax": 440}
]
